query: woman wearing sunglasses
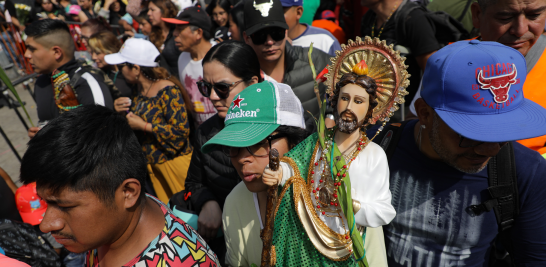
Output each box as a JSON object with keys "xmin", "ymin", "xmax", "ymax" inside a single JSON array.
[
  {"xmin": 178, "ymin": 41, "xmax": 261, "ymax": 262},
  {"xmin": 106, "ymin": 38, "xmax": 194, "ymax": 204}
]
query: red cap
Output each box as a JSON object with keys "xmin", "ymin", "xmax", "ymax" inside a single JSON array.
[
  {"xmin": 15, "ymin": 182, "xmax": 47, "ymax": 226},
  {"xmin": 161, "ymin": 7, "xmax": 211, "ymax": 32},
  {"xmin": 161, "ymin": 18, "xmax": 190, "ymax": 25},
  {"xmin": 321, "ymin": 10, "xmax": 335, "ymax": 20}
]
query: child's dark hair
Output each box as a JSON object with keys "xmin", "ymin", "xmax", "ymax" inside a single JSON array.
[{"xmin": 20, "ymin": 105, "xmax": 148, "ymax": 205}]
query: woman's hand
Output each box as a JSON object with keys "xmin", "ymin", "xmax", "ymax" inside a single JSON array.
[
  {"xmin": 262, "ymin": 165, "xmax": 283, "ymax": 186},
  {"xmin": 115, "ymin": 97, "xmax": 131, "ymax": 113},
  {"xmin": 197, "ymin": 200, "xmax": 222, "ymax": 242},
  {"xmin": 126, "ymin": 112, "xmax": 146, "ymax": 130}
]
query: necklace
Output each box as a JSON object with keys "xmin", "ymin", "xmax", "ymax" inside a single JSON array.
[
  {"xmin": 308, "ymin": 128, "xmax": 370, "ymax": 241},
  {"xmin": 339, "ymin": 134, "xmax": 362, "ymax": 156},
  {"xmin": 371, "ymin": 0, "xmax": 401, "ymax": 39},
  {"xmin": 142, "ymin": 81, "xmax": 155, "ymax": 97},
  {"xmin": 51, "ymin": 70, "xmax": 82, "ymax": 112}
]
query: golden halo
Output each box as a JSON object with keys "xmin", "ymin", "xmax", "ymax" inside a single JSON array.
[{"xmin": 325, "ymin": 36, "xmax": 410, "ymax": 125}]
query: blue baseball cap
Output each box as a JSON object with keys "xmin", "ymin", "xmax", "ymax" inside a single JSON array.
[
  {"xmin": 280, "ymin": 0, "xmax": 302, "ymax": 7},
  {"xmin": 421, "ymin": 39, "xmax": 546, "ymax": 142}
]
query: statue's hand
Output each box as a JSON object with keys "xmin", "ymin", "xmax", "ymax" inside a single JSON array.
[{"xmin": 262, "ymin": 165, "xmax": 283, "ymax": 186}]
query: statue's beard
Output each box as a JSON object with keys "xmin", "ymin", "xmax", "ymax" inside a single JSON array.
[{"xmin": 335, "ymin": 110, "xmax": 364, "ymax": 134}]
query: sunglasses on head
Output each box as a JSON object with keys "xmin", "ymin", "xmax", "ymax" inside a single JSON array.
[
  {"xmin": 250, "ymin": 27, "xmax": 285, "ymax": 45},
  {"xmin": 196, "ymin": 79, "xmax": 244, "ymax": 99}
]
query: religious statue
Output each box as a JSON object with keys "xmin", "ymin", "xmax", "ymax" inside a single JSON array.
[{"xmin": 260, "ymin": 36, "xmax": 410, "ymax": 267}]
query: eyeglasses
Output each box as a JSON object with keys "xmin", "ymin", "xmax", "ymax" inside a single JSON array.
[
  {"xmin": 196, "ymin": 79, "xmax": 244, "ymax": 99},
  {"xmin": 223, "ymin": 133, "xmax": 286, "ymax": 158},
  {"xmin": 250, "ymin": 27, "xmax": 285, "ymax": 45},
  {"xmin": 458, "ymin": 135, "xmax": 508, "ymax": 148}
]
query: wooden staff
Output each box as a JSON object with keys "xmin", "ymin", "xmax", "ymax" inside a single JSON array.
[{"xmin": 260, "ymin": 148, "xmax": 280, "ymax": 267}]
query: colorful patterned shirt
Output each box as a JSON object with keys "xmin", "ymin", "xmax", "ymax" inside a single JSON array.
[
  {"xmin": 132, "ymin": 85, "xmax": 192, "ymax": 164},
  {"xmin": 86, "ymin": 194, "xmax": 220, "ymax": 267}
]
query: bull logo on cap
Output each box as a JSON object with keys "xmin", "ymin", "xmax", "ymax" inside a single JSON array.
[
  {"xmin": 253, "ymin": 0, "xmax": 274, "ymax": 17},
  {"xmin": 477, "ymin": 64, "xmax": 517, "ymax": 103}
]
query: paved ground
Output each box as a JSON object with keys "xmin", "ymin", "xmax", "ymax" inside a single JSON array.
[{"xmin": 0, "ymin": 80, "xmax": 39, "ymax": 186}]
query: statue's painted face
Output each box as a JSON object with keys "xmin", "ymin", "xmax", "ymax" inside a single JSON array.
[{"xmin": 336, "ymin": 84, "xmax": 370, "ymax": 133}]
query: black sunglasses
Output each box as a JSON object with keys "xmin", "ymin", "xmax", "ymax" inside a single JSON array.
[
  {"xmin": 196, "ymin": 79, "xmax": 244, "ymax": 99},
  {"xmin": 250, "ymin": 27, "xmax": 285, "ymax": 45},
  {"xmin": 458, "ymin": 134, "xmax": 508, "ymax": 148},
  {"xmin": 223, "ymin": 133, "xmax": 287, "ymax": 158}
]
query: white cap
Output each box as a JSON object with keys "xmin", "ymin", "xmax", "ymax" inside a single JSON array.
[{"xmin": 104, "ymin": 38, "xmax": 160, "ymax": 67}]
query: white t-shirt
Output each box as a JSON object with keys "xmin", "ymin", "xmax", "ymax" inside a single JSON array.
[
  {"xmin": 222, "ymin": 183, "xmax": 264, "ymax": 267},
  {"xmin": 178, "ymin": 42, "xmax": 218, "ymax": 125},
  {"xmin": 292, "ymin": 24, "xmax": 342, "ymax": 57}
]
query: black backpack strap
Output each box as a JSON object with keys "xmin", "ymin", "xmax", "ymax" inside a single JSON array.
[
  {"xmin": 457, "ymin": 0, "xmax": 473, "ymax": 21},
  {"xmin": 468, "ymin": 143, "xmax": 519, "ymax": 231},
  {"xmin": 393, "ymin": 0, "xmax": 423, "ymax": 43},
  {"xmin": 488, "ymin": 142, "xmax": 519, "ymax": 231},
  {"xmin": 373, "ymin": 120, "xmax": 411, "ymax": 161},
  {"xmin": 69, "ymin": 65, "xmax": 93, "ymax": 88},
  {"xmin": 481, "ymin": 142, "xmax": 518, "ymax": 267}
]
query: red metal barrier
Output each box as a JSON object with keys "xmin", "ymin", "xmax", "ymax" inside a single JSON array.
[{"xmin": 0, "ymin": 22, "xmax": 34, "ymax": 74}]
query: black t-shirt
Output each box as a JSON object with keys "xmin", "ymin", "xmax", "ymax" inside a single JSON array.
[
  {"xmin": 361, "ymin": 5, "xmax": 441, "ymax": 99},
  {"xmin": 0, "ymin": 177, "xmax": 22, "ymax": 222},
  {"xmin": 82, "ymin": 8, "xmax": 96, "ymax": 19},
  {"xmin": 161, "ymin": 28, "xmax": 182, "ymax": 78}
]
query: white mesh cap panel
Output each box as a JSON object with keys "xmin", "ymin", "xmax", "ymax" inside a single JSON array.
[{"xmin": 273, "ymin": 82, "xmax": 306, "ymax": 129}]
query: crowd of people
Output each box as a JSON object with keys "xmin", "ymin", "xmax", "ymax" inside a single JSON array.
[{"xmin": 1, "ymin": 0, "xmax": 546, "ymax": 266}]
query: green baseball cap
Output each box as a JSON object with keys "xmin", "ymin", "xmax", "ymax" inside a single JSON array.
[{"xmin": 201, "ymin": 81, "xmax": 306, "ymax": 154}]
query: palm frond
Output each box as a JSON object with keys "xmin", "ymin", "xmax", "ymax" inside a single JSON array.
[{"xmin": 0, "ymin": 68, "xmax": 35, "ymax": 127}]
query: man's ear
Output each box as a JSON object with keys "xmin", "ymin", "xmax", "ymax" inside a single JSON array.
[
  {"xmin": 195, "ymin": 27, "xmax": 204, "ymax": 41},
  {"xmin": 243, "ymin": 31, "xmax": 252, "ymax": 45},
  {"xmin": 52, "ymin": 46, "xmax": 64, "ymax": 61},
  {"xmin": 470, "ymin": 2, "xmax": 482, "ymax": 30},
  {"xmin": 119, "ymin": 178, "xmax": 142, "ymax": 209},
  {"xmin": 414, "ymin": 98, "xmax": 434, "ymax": 129},
  {"xmin": 296, "ymin": 6, "xmax": 303, "ymax": 20},
  {"xmin": 248, "ymin": 75, "xmax": 259, "ymax": 86}
]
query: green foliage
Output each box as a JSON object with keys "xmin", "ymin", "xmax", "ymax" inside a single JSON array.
[{"xmin": 0, "ymin": 68, "xmax": 34, "ymax": 127}]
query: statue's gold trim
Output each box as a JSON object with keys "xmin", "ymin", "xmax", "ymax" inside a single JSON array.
[
  {"xmin": 325, "ymin": 36, "xmax": 410, "ymax": 124},
  {"xmin": 277, "ymin": 155, "xmax": 353, "ymax": 261},
  {"xmin": 352, "ymin": 199, "xmax": 361, "ymax": 214}
]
